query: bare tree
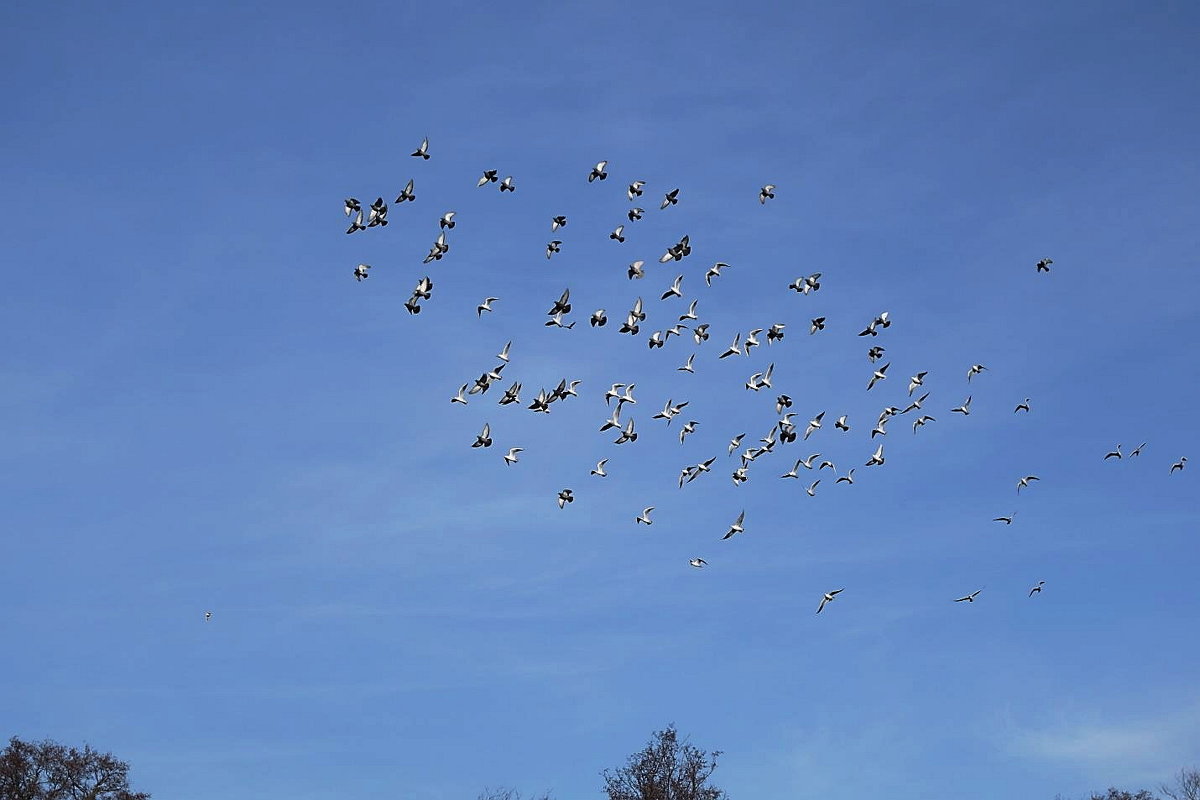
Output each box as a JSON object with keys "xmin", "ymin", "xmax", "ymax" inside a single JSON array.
[
  {"xmin": 601, "ymin": 724, "xmax": 727, "ymax": 800},
  {"xmin": 475, "ymin": 787, "xmax": 554, "ymax": 800},
  {"xmin": 1161, "ymin": 768, "xmax": 1200, "ymax": 800},
  {"xmin": 0, "ymin": 736, "xmax": 150, "ymax": 800},
  {"xmin": 1086, "ymin": 789, "xmax": 1157, "ymax": 800}
]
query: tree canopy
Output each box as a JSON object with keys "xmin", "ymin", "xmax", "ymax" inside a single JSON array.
[{"xmin": 0, "ymin": 737, "xmax": 150, "ymax": 800}]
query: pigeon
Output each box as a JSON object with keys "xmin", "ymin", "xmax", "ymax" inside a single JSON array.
[
  {"xmin": 477, "ymin": 297, "xmax": 498, "ymax": 316},
  {"xmin": 610, "ymin": 225, "xmax": 626, "ymax": 243},
  {"xmin": 966, "ymin": 364, "xmax": 988, "ymax": 382},
  {"xmin": 498, "ymin": 383, "xmax": 521, "ymax": 406},
  {"xmin": 472, "ymin": 423, "xmax": 492, "ymax": 449},
  {"xmin": 499, "ymin": 175, "xmax": 516, "ymax": 192},
  {"xmin": 692, "ymin": 323, "xmax": 710, "ymax": 344},
  {"xmin": 546, "ymin": 241, "xmax": 562, "ymax": 259},
  {"xmin": 411, "ymin": 136, "xmax": 430, "ymax": 159},
  {"xmin": 396, "ymin": 179, "xmax": 416, "ymax": 203},
  {"xmin": 588, "ymin": 160, "xmax": 609, "ymax": 182},
  {"xmin": 776, "ymin": 394, "xmax": 793, "ymax": 413},
  {"xmin": 1170, "ymin": 456, "xmax": 1187, "ymax": 473},
  {"xmin": 551, "ymin": 215, "xmax": 568, "ymax": 231},
  {"xmin": 1029, "ymin": 581, "xmax": 1045, "ymax": 596},
  {"xmin": 366, "ymin": 197, "xmax": 388, "ymax": 228},
  {"xmin": 345, "ymin": 206, "xmax": 367, "ymax": 234},
  {"xmin": 628, "ymin": 207, "xmax": 644, "ymax": 222},
  {"xmin": 353, "ymin": 263, "xmax": 371, "ymax": 281},
  {"xmin": 1014, "ymin": 398, "xmax": 1031, "ymax": 413},
  {"xmin": 1104, "ymin": 444, "xmax": 1122, "ymax": 461},
  {"xmin": 660, "ymin": 234, "xmax": 691, "ymax": 263},
  {"xmin": 477, "ymin": 170, "xmax": 499, "ymax": 186},
  {"xmin": 955, "ymin": 589, "xmax": 983, "ymax": 603},
  {"xmin": 1016, "ymin": 475, "xmax": 1040, "ymax": 494},
  {"xmin": 614, "ymin": 418, "xmax": 638, "ymax": 444},
  {"xmin": 759, "ymin": 184, "xmax": 776, "ymax": 204},
  {"xmin": 867, "ymin": 346, "xmax": 886, "ymax": 363},
  {"xmin": 660, "ymin": 188, "xmax": 680, "ymax": 209},
  {"xmin": 722, "ymin": 510, "xmax": 746, "ymax": 540},
  {"xmin": 810, "ymin": 317, "xmax": 826, "ymax": 335},
  {"xmin": 343, "ymin": 198, "xmax": 361, "ymax": 217},
  {"xmin": 867, "ymin": 363, "xmax": 890, "ymax": 391},
  {"xmin": 627, "ymin": 260, "xmax": 646, "ymax": 280},
  {"xmin": 951, "ymin": 396, "xmax": 973, "ymax": 415},
  {"xmin": 766, "ymin": 323, "xmax": 786, "ymax": 344},
  {"xmin": 557, "ymin": 488, "xmax": 574, "ymax": 509},
  {"xmin": 503, "ymin": 447, "xmax": 523, "ymax": 465},
  {"xmin": 635, "ymin": 506, "xmax": 655, "ymax": 525},
  {"xmin": 1036, "ymin": 258, "xmax": 1053, "ymax": 273},
  {"xmin": 835, "ymin": 415, "xmax": 850, "ymax": 432},
  {"xmin": 627, "ymin": 180, "xmax": 645, "ymax": 200},
  {"xmin": 439, "ymin": 211, "xmax": 456, "ymax": 229},
  {"xmin": 689, "ymin": 558, "xmax": 707, "ymax": 568},
  {"xmin": 817, "ymin": 588, "xmax": 844, "ymax": 614},
  {"xmin": 731, "ymin": 466, "xmax": 749, "ymax": 486}
]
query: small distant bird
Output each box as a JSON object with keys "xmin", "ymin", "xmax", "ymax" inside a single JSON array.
[
  {"xmin": 912, "ymin": 415, "xmax": 936, "ymax": 433},
  {"xmin": 590, "ymin": 309, "xmax": 608, "ymax": 327},
  {"xmin": 499, "ymin": 175, "xmax": 516, "ymax": 192},
  {"xmin": 722, "ymin": 510, "xmax": 746, "ymax": 540},
  {"xmin": 1170, "ymin": 456, "xmax": 1187, "ymax": 473},
  {"xmin": 477, "ymin": 169, "xmax": 499, "ymax": 186},
  {"xmin": 439, "ymin": 211, "xmax": 456, "ymax": 229},
  {"xmin": 692, "ymin": 323, "xmax": 710, "ymax": 344},
  {"xmin": 1130, "ymin": 442, "xmax": 1147, "ymax": 457},
  {"xmin": 903, "ymin": 393, "xmax": 931, "ymax": 414},
  {"xmin": 591, "ymin": 459, "xmax": 608, "ymax": 478},
  {"xmin": 204, "ymin": 611, "xmax": 212, "ymax": 621},
  {"xmin": 806, "ymin": 479, "xmax": 821, "ymax": 497},
  {"xmin": 1014, "ymin": 398, "xmax": 1031, "ymax": 413},
  {"xmin": 679, "ymin": 420, "xmax": 698, "ymax": 444},
  {"xmin": 810, "ymin": 317, "xmax": 826, "ymax": 335},
  {"xmin": 588, "ymin": 160, "xmax": 609, "ymax": 182},
  {"xmin": 689, "ymin": 558, "xmax": 707, "ymax": 568},
  {"xmin": 610, "ymin": 225, "xmax": 626, "ymax": 242},
  {"xmin": 546, "ymin": 241, "xmax": 562, "ymax": 259},
  {"xmin": 718, "ymin": 332, "xmax": 742, "ymax": 359},
  {"xmin": 865, "ymin": 444, "xmax": 885, "ymax": 467},
  {"xmin": 993, "ymin": 513, "xmax": 1016, "ymax": 525},
  {"xmin": 346, "ymin": 209, "xmax": 366, "ymax": 234},
  {"xmin": 836, "ymin": 468, "xmax": 855, "ymax": 485},
  {"xmin": 955, "ymin": 589, "xmax": 983, "ymax": 603},
  {"xmin": 503, "ymin": 447, "xmax": 523, "ymax": 465},
  {"xmin": 678, "ymin": 353, "xmax": 696, "ymax": 373},
  {"xmin": 557, "ymin": 488, "xmax": 574, "ymax": 509},
  {"xmin": 1104, "ymin": 444, "xmax": 1122, "ymax": 461},
  {"xmin": 951, "ymin": 396, "xmax": 973, "ymax": 415},
  {"xmin": 728, "ymin": 434, "xmax": 745, "ymax": 455},
  {"xmin": 628, "ymin": 207, "xmax": 644, "ymax": 222},
  {"xmin": 804, "ymin": 412, "xmax": 825, "ymax": 440},
  {"xmin": 353, "ymin": 263, "xmax": 371, "ymax": 281},
  {"xmin": 472, "ymin": 423, "xmax": 492, "ymax": 448},
  {"xmin": 1036, "ymin": 258, "xmax": 1053, "ymax": 273},
  {"xmin": 551, "ymin": 215, "xmax": 567, "ymax": 231},
  {"xmin": 660, "ymin": 188, "xmax": 680, "ymax": 209},
  {"xmin": 450, "ymin": 384, "xmax": 468, "ymax": 405},
  {"xmin": 835, "ymin": 415, "xmax": 850, "ymax": 432},
  {"xmin": 776, "ymin": 394, "xmax": 793, "ymax": 413},
  {"xmin": 628, "ymin": 180, "xmax": 645, "ymax": 200},
  {"xmin": 704, "ymin": 262, "xmax": 730, "ymax": 286},
  {"xmin": 867, "ymin": 363, "xmax": 890, "ymax": 391},
  {"xmin": 1016, "ymin": 475, "xmax": 1040, "ymax": 494},
  {"xmin": 661, "ymin": 275, "xmax": 684, "ymax": 300},
  {"xmin": 635, "ymin": 506, "xmax": 655, "ymax": 525},
  {"xmin": 396, "ymin": 179, "xmax": 416, "ymax": 203},
  {"xmin": 759, "ymin": 184, "xmax": 776, "ymax": 204},
  {"xmin": 411, "ymin": 137, "xmax": 430, "ymax": 159},
  {"xmin": 627, "ymin": 260, "xmax": 646, "ymax": 280},
  {"xmin": 908, "ymin": 371, "xmax": 928, "ymax": 396},
  {"xmin": 817, "ymin": 588, "xmax": 844, "ymax": 614},
  {"xmin": 477, "ymin": 297, "xmax": 498, "ymax": 316},
  {"xmin": 497, "ymin": 341, "xmax": 512, "ymax": 362},
  {"xmin": 767, "ymin": 322, "xmax": 785, "ymax": 344},
  {"xmin": 868, "ymin": 346, "xmax": 886, "ymax": 363},
  {"xmin": 966, "ymin": 364, "xmax": 988, "ymax": 382},
  {"xmin": 1029, "ymin": 581, "xmax": 1045, "ymax": 597}
]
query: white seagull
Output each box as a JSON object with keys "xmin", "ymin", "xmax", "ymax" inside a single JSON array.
[
  {"xmin": 635, "ymin": 506, "xmax": 655, "ymax": 525},
  {"xmin": 722, "ymin": 510, "xmax": 746, "ymax": 540},
  {"xmin": 503, "ymin": 447, "xmax": 523, "ymax": 465},
  {"xmin": 817, "ymin": 588, "xmax": 844, "ymax": 614}
]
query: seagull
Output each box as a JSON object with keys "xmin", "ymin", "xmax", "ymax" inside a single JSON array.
[
  {"xmin": 955, "ymin": 589, "xmax": 983, "ymax": 603},
  {"xmin": 678, "ymin": 353, "xmax": 696, "ymax": 373},
  {"xmin": 591, "ymin": 458, "xmax": 608, "ymax": 478},
  {"xmin": 551, "ymin": 215, "xmax": 568, "ymax": 231},
  {"xmin": 477, "ymin": 297, "xmax": 499, "ymax": 317},
  {"xmin": 728, "ymin": 434, "xmax": 745, "ymax": 455},
  {"xmin": 1170, "ymin": 456, "xmax": 1187, "ymax": 473},
  {"xmin": 616, "ymin": 384, "xmax": 637, "ymax": 407},
  {"xmin": 628, "ymin": 207, "xmax": 644, "ymax": 222},
  {"xmin": 867, "ymin": 346, "xmax": 886, "ymax": 363},
  {"xmin": 1014, "ymin": 398, "xmax": 1031, "ymax": 413},
  {"xmin": 806, "ymin": 479, "xmax": 821, "ymax": 497},
  {"xmin": 1130, "ymin": 442, "xmax": 1147, "ymax": 457},
  {"xmin": 722, "ymin": 510, "xmax": 745, "ymax": 540},
  {"xmin": 800, "ymin": 453, "xmax": 821, "ymax": 470},
  {"xmin": 660, "ymin": 188, "xmax": 680, "ymax": 209},
  {"xmin": 903, "ymin": 393, "xmax": 930, "ymax": 414},
  {"xmin": 1016, "ymin": 475, "xmax": 1040, "ymax": 494},
  {"xmin": 817, "ymin": 588, "xmax": 843, "ymax": 614},
  {"xmin": 704, "ymin": 262, "xmax": 730, "ymax": 286},
  {"xmin": 804, "ymin": 412, "xmax": 825, "ymax": 440},
  {"xmin": 545, "ymin": 311, "xmax": 574, "ymax": 329},
  {"xmin": 610, "ymin": 225, "xmax": 625, "ymax": 243},
  {"xmin": 836, "ymin": 468, "xmax": 856, "ymax": 485},
  {"xmin": 588, "ymin": 160, "xmax": 608, "ymax": 182},
  {"xmin": 661, "ymin": 275, "xmax": 684, "ymax": 300},
  {"xmin": 1029, "ymin": 581, "xmax": 1045, "ymax": 596},
  {"xmin": 951, "ymin": 396, "xmax": 973, "ymax": 415},
  {"xmin": 810, "ymin": 317, "xmax": 826, "ymax": 335},
  {"xmin": 966, "ymin": 364, "xmax": 988, "ymax": 382},
  {"xmin": 759, "ymin": 184, "xmax": 776, "ymax": 204},
  {"xmin": 678, "ymin": 299, "xmax": 699, "ymax": 322},
  {"xmin": 450, "ymin": 384, "xmax": 469, "ymax": 405},
  {"xmin": 599, "ymin": 407, "xmax": 622, "ymax": 432},
  {"xmin": 993, "ymin": 513, "xmax": 1016, "ymax": 525},
  {"xmin": 719, "ymin": 332, "xmax": 742, "ymax": 359},
  {"xmin": 908, "ymin": 371, "xmax": 928, "ymax": 396},
  {"xmin": 867, "ymin": 363, "xmax": 890, "ymax": 391},
  {"xmin": 628, "ymin": 180, "xmax": 646, "ymax": 200},
  {"xmin": 496, "ymin": 341, "xmax": 511, "ymax": 363},
  {"xmin": 411, "ymin": 136, "xmax": 430, "ymax": 159},
  {"xmin": 679, "ymin": 420, "xmax": 698, "ymax": 444},
  {"xmin": 557, "ymin": 488, "xmax": 574, "ymax": 509},
  {"xmin": 353, "ymin": 263, "xmax": 371, "ymax": 281},
  {"xmin": 1104, "ymin": 444, "xmax": 1122, "ymax": 461},
  {"xmin": 439, "ymin": 211, "xmax": 456, "ymax": 230},
  {"xmin": 835, "ymin": 415, "xmax": 850, "ymax": 432},
  {"xmin": 912, "ymin": 415, "xmax": 936, "ymax": 433},
  {"xmin": 689, "ymin": 558, "xmax": 707, "ymax": 569},
  {"xmin": 499, "ymin": 175, "xmax": 515, "ymax": 192},
  {"xmin": 781, "ymin": 460, "xmax": 802, "ymax": 479},
  {"xmin": 865, "ymin": 444, "xmax": 885, "ymax": 467},
  {"xmin": 396, "ymin": 178, "xmax": 416, "ymax": 203},
  {"xmin": 635, "ymin": 506, "xmax": 655, "ymax": 525},
  {"xmin": 1036, "ymin": 258, "xmax": 1053, "ymax": 273},
  {"xmin": 503, "ymin": 447, "xmax": 523, "ymax": 465},
  {"xmin": 744, "ymin": 329, "xmax": 763, "ymax": 352},
  {"xmin": 477, "ymin": 169, "xmax": 499, "ymax": 186},
  {"xmin": 604, "ymin": 383, "xmax": 626, "ymax": 406},
  {"xmin": 472, "ymin": 423, "xmax": 492, "ymax": 449},
  {"xmin": 627, "ymin": 260, "xmax": 646, "ymax": 280}
]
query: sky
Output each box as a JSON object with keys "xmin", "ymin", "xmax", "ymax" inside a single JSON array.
[{"xmin": 1, "ymin": 1, "xmax": 1198, "ymax": 798}]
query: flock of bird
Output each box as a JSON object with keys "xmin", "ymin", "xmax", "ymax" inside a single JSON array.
[{"xmin": 338, "ymin": 139, "xmax": 1189, "ymax": 616}]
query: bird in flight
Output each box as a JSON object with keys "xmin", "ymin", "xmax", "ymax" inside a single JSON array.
[
  {"xmin": 477, "ymin": 297, "xmax": 499, "ymax": 317},
  {"xmin": 472, "ymin": 423, "xmax": 492, "ymax": 448},
  {"xmin": 1170, "ymin": 456, "xmax": 1187, "ymax": 473},
  {"xmin": 759, "ymin": 184, "xmax": 776, "ymax": 204},
  {"xmin": 817, "ymin": 588, "xmax": 844, "ymax": 614},
  {"xmin": 689, "ymin": 558, "xmax": 707, "ymax": 569},
  {"xmin": 478, "ymin": 169, "xmax": 499, "ymax": 186},
  {"xmin": 588, "ymin": 160, "xmax": 609, "ymax": 182},
  {"xmin": 1130, "ymin": 442, "xmax": 1147, "ymax": 457},
  {"xmin": 966, "ymin": 364, "xmax": 988, "ymax": 382},
  {"xmin": 204, "ymin": 611, "xmax": 212, "ymax": 621},
  {"xmin": 1104, "ymin": 444, "xmax": 1122, "ymax": 461},
  {"xmin": 993, "ymin": 513, "xmax": 1016, "ymax": 525},
  {"xmin": 1014, "ymin": 398, "xmax": 1031, "ymax": 413},
  {"xmin": 628, "ymin": 180, "xmax": 645, "ymax": 200},
  {"xmin": 908, "ymin": 371, "xmax": 928, "ymax": 396},
  {"xmin": 635, "ymin": 506, "xmax": 655, "ymax": 525},
  {"xmin": 867, "ymin": 363, "xmax": 890, "ymax": 391},
  {"xmin": 955, "ymin": 589, "xmax": 983, "ymax": 603},
  {"xmin": 503, "ymin": 447, "xmax": 523, "ymax": 465},
  {"xmin": 660, "ymin": 188, "xmax": 680, "ymax": 209},
  {"xmin": 951, "ymin": 396, "xmax": 973, "ymax": 415},
  {"xmin": 557, "ymin": 489, "xmax": 574, "ymax": 509},
  {"xmin": 1036, "ymin": 258, "xmax": 1053, "ymax": 273},
  {"xmin": 411, "ymin": 136, "xmax": 430, "ymax": 160},
  {"xmin": 806, "ymin": 479, "xmax": 821, "ymax": 497},
  {"xmin": 1029, "ymin": 581, "xmax": 1045, "ymax": 596},
  {"xmin": 1016, "ymin": 475, "xmax": 1040, "ymax": 494},
  {"xmin": 722, "ymin": 510, "xmax": 745, "ymax": 540},
  {"xmin": 591, "ymin": 459, "xmax": 608, "ymax": 478}
]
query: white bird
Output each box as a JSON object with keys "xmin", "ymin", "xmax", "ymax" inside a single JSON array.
[
  {"xmin": 599, "ymin": 406, "xmax": 622, "ymax": 433},
  {"xmin": 635, "ymin": 506, "xmax": 655, "ymax": 525},
  {"xmin": 472, "ymin": 423, "xmax": 492, "ymax": 448},
  {"xmin": 804, "ymin": 412, "xmax": 825, "ymax": 440},
  {"xmin": 800, "ymin": 453, "xmax": 821, "ymax": 470},
  {"xmin": 411, "ymin": 136, "xmax": 430, "ymax": 159},
  {"xmin": 867, "ymin": 363, "xmax": 890, "ymax": 391},
  {"xmin": 704, "ymin": 262, "xmax": 730, "ymax": 286},
  {"xmin": 588, "ymin": 160, "xmax": 609, "ymax": 182},
  {"xmin": 955, "ymin": 589, "xmax": 983, "ymax": 603},
  {"xmin": 870, "ymin": 419, "xmax": 888, "ymax": 439},
  {"xmin": 477, "ymin": 297, "xmax": 498, "ymax": 316},
  {"xmin": 497, "ymin": 341, "xmax": 512, "ymax": 362},
  {"xmin": 729, "ymin": 434, "xmax": 745, "ymax": 455},
  {"xmin": 679, "ymin": 420, "xmax": 698, "ymax": 444},
  {"xmin": 912, "ymin": 415, "xmax": 935, "ymax": 433},
  {"xmin": 865, "ymin": 444, "xmax": 885, "ymax": 467},
  {"xmin": 450, "ymin": 384, "xmax": 469, "ymax": 405},
  {"xmin": 759, "ymin": 184, "xmax": 776, "ymax": 204},
  {"xmin": 731, "ymin": 466, "xmax": 749, "ymax": 486},
  {"xmin": 836, "ymin": 468, "xmax": 856, "ymax": 485},
  {"xmin": 718, "ymin": 332, "xmax": 742, "ymax": 359},
  {"xmin": 1029, "ymin": 580, "xmax": 1045, "ymax": 596},
  {"xmin": 628, "ymin": 180, "xmax": 645, "ymax": 200},
  {"xmin": 604, "ymin": 383, "xmax": 626, "ymax": 406},
  {"xmin": 1014, "ymin": 398, "xmax": 1031, "ymax": 413},
  {"xmin": 781, "ymin": 460, "xmax": 802, "ymax": 479},
  {"xmin": 661, "ymin": 275, "xmax": 684, "ymax": 300},
  {"xmin": 817, "ymin": 588, "xmax": 843, "ymax": 614},
  {"xmin": 660, "ymin": 188, "xmax": 680, "ymax": 209},
  {"xmin": 1104, "ymin": 444, "xmax": 1122, "ymax": 460},
  {"xmin": 591, "ymin": 458, "xmax": 608, "ymax": 478},
  {"xmin": 835, "ymin": 415, "xmax": 850, "ymax": 432},
  {"xmin": 679, "ymin": 299, "xmax": 699, "ymax": 322},
  {"xmin": 1016, "ymin": 475, "xmax": 1040, "ymax": 494},
  {"xmin": 951, "ymin": 396, "xmax": 973, "ymax": 415},
  {"xmin": 678, "ymin": 353, "xmax": 695, "ymax": 373},
  {"xmin": 503, "ymin": 447, "xmax": 523, "ymax": 465},
  {"xmin": 616, "ymin": 384, "xmax": 637, "ymax": 407},
  {"xmin": 1170, "ymin": 456, "xmax": 1187, "ymax": 473},
  {"xmin": 966, "ymin": 364, "xmax": 988, "ymax": 382},
  {"xmin": 806, "ymin": 479, "xmax": 821, "ymax": 497},
  {"xmin": 908, "ymin": 371, "xmax": 928, "ymax": 396},
  {"xmin": 722, "ymin": 510, "xmax": 745, "ymax": 540},
  {"xmin": 689, "ymin": 558, "xmax": 707, "ymax": 569},
  {"xmin": 477, "ymin": 169, "xmax": 499, "ymax": 187}
]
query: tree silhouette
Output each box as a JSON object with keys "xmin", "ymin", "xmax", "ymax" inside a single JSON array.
[
  {"xmin": 601, "ymin": 724, "xmax": 727, "ymax": 800},
  {"xmin": 0, "ymin": 736, "xmax": 150, "ymax": 800}
]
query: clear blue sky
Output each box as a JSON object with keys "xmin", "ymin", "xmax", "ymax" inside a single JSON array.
[{"xmin": 2, "ymin": 2, "xmax": 1197, "ymax": 798}]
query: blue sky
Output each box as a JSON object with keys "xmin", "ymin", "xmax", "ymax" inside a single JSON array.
[{"xmin": 1, "ymin": 1, "xmax": 1197, "ymax": 798}]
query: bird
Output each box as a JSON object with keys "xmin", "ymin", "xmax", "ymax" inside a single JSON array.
[
  {"xmin": 870, "ymin": 419, "xmax": 888, "ymax": 439},
  {"xmin": 679, "ymin": 420, "xmax": 698, "ymax": 444},
  {"xmin": 660, "ymin": 188, "xmax": 680, "ymax": 209},
  {"xmin": 966, "ymin": 364, "xmax": 988, "ymax": 382},
  {"xmin": 411, "ymin": 136, "xmax": 430, "ymax": 159},
  {"xmin": 477, "ymin": 297, "xmax": 499, "ymax": 317},
  {"xmin": 450, "ymin": 384, "xmax": 469, "ymax": 405},
  {"xmin": 496, "ymin": 341, "xmax": 512, "ymax": 363},
  {"xmin": 776, "ymin": 394, "xmax": 793, "ymax": 413},
  {"xmin": 804, "ymin": 412, "xmax": 825, "ymax": 440},
  {"xmin": 836, "ymin": 468, "xmax": 856, "ymax": 485},
  {"xmin": 867, "ymin": 363, "xmax": 890, "ymax": 391},
  {"xmin": 472, "ymin": 423, "xmax": 492, "ymax": 448},
  {"xmin": 780, "ymin": 460, "xmax": 802, "ymax": 479},
  {"xmin": 661, "ymin": 275, "xmax": 684, "ymax": 300},
  {"xmin": 498, "ymin": 383, "xmax": 521, "ymax": 406},
  {"xmin": 955, "ymin": 589, "xmax": 983, "ymax": 603},
  {"xmin": 908, "ymin": 371, "xmax": 928, "ymax": 396},
  {"xmin": 551, "ymin": 215, "xmax": 568, "ymax": 231},
  {"xmin": 1036, "ymin": 258, "xmax": 1053, "ymax": 273},
  {"xmin": 1016, "ymin": 475, "xmax": 1040, "ymax": 494},
  {"xmin": 759, "ymin": 184, "xmax": 776, "ymax": 204},
  {"xmin": 439, "ymin": 211, "xmax": 456, "ymax": 230},
  {"xmin": 628, "ymin": 207, "xmax": 644, "ymax": 222},
  {"xmin": 865, "ymin": 444, "xmax": 885, "ymax": 467},
  {"xmin": 800, "ymin": 453, "xmax": 821, "ymax": 470},
  {"xmin": 557, "ymin": 489, "xmax": 574, "ymax": 509},
  {"xmin": 722, "ymin": 510, "xmax": 746, "ymax": 540},
  {"xmin": 993, "ymin": 513, "xmax": 1016, "ymax": 525},
  {"xmin": 588, "ymin": 308, "xmax": 608, "ymax": 328},
  {"xmin": 766, "ymin": 323, "xmax": 786, "ymax": 344},
  {"xmin": 817, "ymin": 588, "xmax": 843, "ymax": 614},
  {"xmin": 704, "ymin": 262, "xmax": 730, "ymax": 286},
  {"xmin": 591, "ymin": 459, "xmax": 608, "ymax": 478},
  {"xmin": 343, "ymin": 197, "xmax": 361, "ymax": 217},
  {"xmin": 692, "ymin": 324, "xmax": 710, "ymax": 344},
  {"xmin": 835, "ymin": 415, "xmax": 851, "ymax": 432},
  {"xmin": 352, "ymin": 263, "xmax": 371, "ymax": 281},
  {"xmin": 903, "ymin": 392, "xmax": 930, "ymax": 414},
  {"xmin": 810, "ymin": 317, "xmax": 826, "ymax": 335},
  {"xmin": 678, "ymin": 299, "xmax": 699, "ymax": 322},
  {"xmin": 588, "ymin": 160, "xmax": 609, "ymax": 182},
  {"xmin": 912, "ymin": 415, "xmax": 936, "ymax": 433},
  {"xmin": 204, "ymin": 610, "xmax": 212, "ymax": 621},
  {"xmin": 689, "ymin": 558, "xmax": 707, "ymax": 569},
  {"xmin": 627, "ymin": 180, "xmax": 646, "ymax": 200},
  {"xmin": 1029, "ymin": 581, "xmax": 1045, "ymax": 596},
  {"xmin": 678, "ymin": 353, "xmax": 696, "ymax": 373},
  {"xmin": 806, "ymin": 479, "xmax": 821, "ymax": 497},
  {"xmin": 627, "ymin": 260, "xmax": 646, "ymax": 280},
  {"xmin": 728, "ymin": 434, "xmax": 745, "ymax": 455},
  {"xmin": 615, "ymin": 384, "xmax": 637, "ymax": 407},
  {"xmin": 867, "ymin": 346, "xmax": 886, "ymax": 363},
  {"xmin": 951, "ymin": 396, "xmax": 973, "ymax": 415},
  {"xmin": 503, "ymin": 447, "xmax": 523, "ymax": 465},
  {"xmin": 635, "ymin": 506, "xmax": 655, "ymax": 525},
  {"xmin": 610, "ymin": 225, "xmax": 626, "ymax": 243},
  {"xmin": 1130, "ymin": 442, "xmax": 1147, "ymax": 457},
  {"xmin": 731, "ymin": 466, "xmax": 749, "ymax": 486},
  {"xmin": 614, "ymin": 418, "xmax": 638, "ymax": 444},
  {"xmin": 1104, "ymin": 444, "xmax": 1123, "ymax": 461},
  {"xmin": 477, "ymin": 169, "xmax": 499, "ymax": 186},
  {"xmin": 546, "ymin": 240, "xmax": 562, "ymax": 259},
  {"xmin": 346, "ymin": 208, "xmax": 366, "ymax": 234},
  {"xmin": 396, "ymin": 178, "xmax": 416, "ymax": 203},
  {"xmin": 1170, "ymin": 456, "xmax": 1187, "ymax": 473},
  {"xmin": 1014, "ymin": 398, "xmax": 1031, "ymax": 413},
  {"xmin": 719, "ymin": 332, "xmax": 742, "ymax": 359},
  {"xmin": 499, "ymin": 175, "xmax": 516, "ymax": 192}
]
